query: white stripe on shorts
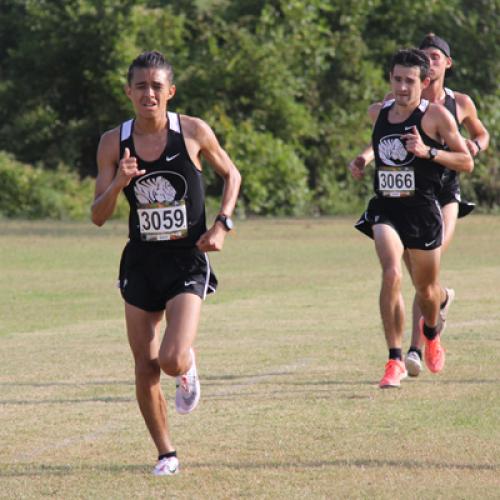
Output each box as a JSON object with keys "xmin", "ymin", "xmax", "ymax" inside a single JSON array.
[
  {"xmin": 203, "ymin": 253, "xmax": 211, "ymax": 300},
  {"xmin": 435, "ymin": 199, "xmax": 444, "ymax": 245}
]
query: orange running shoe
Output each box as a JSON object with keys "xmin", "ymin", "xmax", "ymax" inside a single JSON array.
[
  {"xmin": 379, "ymin": 359, "xmax": 407, "ymax": 388},
  {"xmin": 419, "ymin": 317, "xmax": 446, "ymax": 373}
]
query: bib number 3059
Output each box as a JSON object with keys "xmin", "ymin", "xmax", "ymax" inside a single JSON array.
[
  {"xmin": 137, "ymin": 203, "xmax": 188, "ymax": 241},
  {"xmin": 378, "ymin": 168, "xmax": 415, "ymax": 197}
]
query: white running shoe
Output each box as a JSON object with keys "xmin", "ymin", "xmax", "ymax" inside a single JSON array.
[
  {"xmin": 405, "ymin": 351, "xmax": 422, "ymax": 377},
  {"xmin": 175, "ymin": 348, "xmax": 200, "ymax": 415},
  {"xmin": 153, "ymin": 456, "xmax": 179, "ymax": 476},
  {"xmin": 439, "ymin": 288, "xmax": 455, "ymax": 325}
]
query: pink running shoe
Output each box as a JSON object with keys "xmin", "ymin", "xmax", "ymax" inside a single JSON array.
[
  {"xmin": 379, "ymin": 359, "xmax": 407, "ymax": 388},
  {"xmin": 420, "ymin": 318, "xmax": 446, "ymax": 373}
]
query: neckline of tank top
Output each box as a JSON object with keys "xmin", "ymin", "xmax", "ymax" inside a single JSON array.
[
  {"xmin": 127, "ymin": 119, "xmax": 176, "ymax": 165},
  {"xmin": 383, "ymin": 99, "xmax": 429, "ymax": 125}
]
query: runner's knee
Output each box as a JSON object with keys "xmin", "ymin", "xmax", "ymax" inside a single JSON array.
[
  {"xmin": 159, "ymin": 350, "xmax": 189, "ymax": 377},
  {"xmin": 415, "ymin": 282, "xmax": 437, "ymax": 302},
  {"xmin": 382, "ymin": 267, "xmax": 402, "ymax": 290},
  {"xmin": 134, "ymin": 357, "xmax": 161, "ymax": 383}
]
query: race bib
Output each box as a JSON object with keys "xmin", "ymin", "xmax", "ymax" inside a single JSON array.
[
  {"xmin": 378, "ymin": 167, "xmax": 415, "ymax": 198},
  {"xmin": 137, "ymin": 201, "xmax": 188, "ymax": 241}
]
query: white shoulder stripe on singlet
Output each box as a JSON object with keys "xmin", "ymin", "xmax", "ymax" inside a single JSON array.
[
  {"xmin": 419, "ymin": 99, "xmax": 429, "ymax": 112},
  {"xmin": 120, "ymin": 119, "xmax": 133, "ymax": 142},
  {"xmin": 444, "ymin": 87, "xmax": 455, "ymax": 98},
  {"xmin": 121, "ymin": 114, "xmax": 179, "ymax": 140},
  {"xmin": 168, "ymin": 111, "xmax": 180, "ymax": 133}
]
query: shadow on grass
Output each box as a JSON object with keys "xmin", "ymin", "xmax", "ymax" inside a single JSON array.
[
  {"xmin": 280, "ymin": 378, "xmax": 500, "ymax": 386},
  {"xmin": 0, "ymin": 380, "xmax": 134, "ymax": 387},
  {"xmin": 1, "ymin": 458, "xmax": 497, "ymax": 478},
  {"xmin": 189, "ymin": 458, "xmax": 499, "ymax": 472},
  {"xmin": 0, "ymin": 396, "xmax": 134, "ymax": 405},
  {"xmin": 0, "ymin": 463, "xmax": 148, "ymax": 477}
]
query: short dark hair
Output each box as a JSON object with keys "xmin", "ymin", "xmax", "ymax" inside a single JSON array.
[
  {"xmin": 390, "ymin": 48, "xmax": 430, "ymax": 81},
  {"xmin": 127, "ymin": 51, "xmax": 174, "ymax": 85},
  {"xmin": 419, "ymin": 33, "xmax": 451, "ymax": 58}
]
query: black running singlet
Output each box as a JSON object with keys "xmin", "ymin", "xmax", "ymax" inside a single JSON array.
[
  {"xmin": 443, "ymin": 88, "xmax": 460, "ymax": 127},
  {"xmin": 441, "ymin": 88, "xmax": 461, "ymax": 186},
  {"xmin": 120, "ymin": 112, "xmax": 207, "ymax": 247},
  {"xmin": 372, "ymin": 99, "xmax": 444, "ymax": 206}
]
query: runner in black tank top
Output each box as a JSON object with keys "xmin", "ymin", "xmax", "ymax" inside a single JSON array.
[
  {"xmin": 372, "ymin": 98, "xmax": 444, "ymax": 207},
  {"xmin": 394, "ymin": 35, "xmax": 489, "ymax": 376},
  {"xmin": 117, "ymin": 111, "xmax": 218, "ymax": 312},
  {"xmin": 91, "ymin": 51, "xmax": 241, "ymax": 475},
  {"xmin": 419, "ymin": 33, "xmax": 489, "ymax": 223},
  {"xmin": 348, "ymin": 48, "xmax": 473, "ymax": 389},
  {"xmin": 350, "ymin": 39, "xmax": 488, "ymax": 379},
  {"xmin": 438, "ymin": 87, "xmax": 476, "ymax": 217},
  {"xmin": 121, "ymin": 111, "xmax": 207, "ymax": 246}
]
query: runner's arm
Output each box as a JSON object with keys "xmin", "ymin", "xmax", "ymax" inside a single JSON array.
[
  {"xmin": 186, "ymin": 118, "xmax": 241, "ymax": 251},
  {"xmin": 348, "ymin": 103, "xmax": 381, "ymax": 179},
  {"xmin": 197, "ymin": 120, "xmax": 241, "ymax": 219},
  {"xmin": 91, "ymin": 129, "xmax": 145, "ymax": 226},
  {"xmin": 412, "ymin": 106, "xmax": 473, "ymax": 173},
  {"xmin": 457, "ymin": 93, "xmax": 490, "ymax": 156}
]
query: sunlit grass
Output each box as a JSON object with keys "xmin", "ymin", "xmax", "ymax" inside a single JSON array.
[{"xmin": 0, "ymin": 217, "xmax": 499, "ymax": 498}]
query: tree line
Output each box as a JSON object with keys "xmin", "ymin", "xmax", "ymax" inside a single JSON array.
[{"xmin": 0, "ymin": 0, "xmax": 498, "ymax": 218}]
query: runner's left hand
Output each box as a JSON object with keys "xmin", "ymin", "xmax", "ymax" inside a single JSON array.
[{"xmin": 196, "ymin": 224, "xmax": 227, "ymax": 252}]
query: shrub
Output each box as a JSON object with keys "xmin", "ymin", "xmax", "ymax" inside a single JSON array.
[
  {"xmin": 221, "ymin": 122, "xmax": 311, "ymax": 216},
  {"xmin": 0, "ymin": 151, "xmax": 100, "ymax": 220}
]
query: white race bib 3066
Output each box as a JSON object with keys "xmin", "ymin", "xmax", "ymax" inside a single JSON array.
[{"xmin": 378, "ymin": 167, "xmax": 415, "ymax": 197}]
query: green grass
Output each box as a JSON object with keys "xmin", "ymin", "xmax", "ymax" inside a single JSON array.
[{"xmin": 0, "ymin": 217, "xmax": 499, "ymax": 499}]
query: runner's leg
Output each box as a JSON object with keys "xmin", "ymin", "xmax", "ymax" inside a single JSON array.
[
  {"xmin": 125, "ymin": 302, "xmax": 174, "ymax": 456},
  {"xmin": 373, "ymin": 224, "xmax": 406, "ymax": 350},
  {"xmin": 159, "ymin": 293, "xmax": 202, "ymax": 377}
]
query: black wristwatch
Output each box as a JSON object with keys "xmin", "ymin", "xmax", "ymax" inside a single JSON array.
[
  {"xmin": 215, "ymin": 214, "xmax": 234, "ymax": 231},
  {"xmin": 428, "ymin": 147, "xmax": 438, "ymax": 160}
]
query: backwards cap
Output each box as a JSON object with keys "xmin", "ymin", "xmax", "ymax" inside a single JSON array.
[{"xmin": 419, "ymin": 33, "xmax": 451, "ymax": 57}]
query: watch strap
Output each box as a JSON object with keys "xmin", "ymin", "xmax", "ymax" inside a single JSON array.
[{"xmin": 215, "ymin": 214, "xmax": 233, "ymax": 231}]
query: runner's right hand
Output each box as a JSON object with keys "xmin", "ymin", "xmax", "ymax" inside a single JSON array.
[
  {"xmin": 116, "ymin": 147, "xmax": 146, "ymax": 188},
  {"xmin": 348, "ymin": 156, "xmax": 366, "ymax": 180}
]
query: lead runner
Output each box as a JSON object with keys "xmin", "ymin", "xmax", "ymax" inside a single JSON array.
[
  {"xmin": 348, "ymin": 48, "xmax": 473, "ymax": 388},
  {"xmin": 91, "ymin": 51, "xmax": 241, "ymax": 475}
]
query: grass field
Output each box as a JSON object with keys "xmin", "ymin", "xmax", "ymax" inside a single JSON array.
[{"xmin": 0, "ymin": 216, "xmax": 499, "ymax": 499}]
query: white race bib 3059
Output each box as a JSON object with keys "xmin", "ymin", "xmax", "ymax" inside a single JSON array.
[{"xmin": 137, "ymin": 201, "xmax": 188, "ymax": 241}]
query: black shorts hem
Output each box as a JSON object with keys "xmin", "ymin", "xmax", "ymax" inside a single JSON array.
[
  {"xmin": 458, "ymin": 201, "xmax": 475, "ymax": 218},
  {"xmin": 122, "ymin": 297, "xmax": 165, "ymax": 313},
  {"xmin": 355, "ymin": 196, "xmax": 443, "ymax": 250}
]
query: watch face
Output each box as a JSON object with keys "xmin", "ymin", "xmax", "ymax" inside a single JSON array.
[{"xmin": 217, "ymin": 215, "xmax": 233, "ymax": 230}]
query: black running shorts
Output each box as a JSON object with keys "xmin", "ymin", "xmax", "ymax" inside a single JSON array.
[
  {"xmin": 355, "ymin": 196, "xmax": 443, "ymax": 250},
  {"xmin": 118, "ymin": 240, "xmax": 217, "ymax": 312},
  {"xmin": 437, "ymin": 172, "xmax": 475, "ymax": 218}
]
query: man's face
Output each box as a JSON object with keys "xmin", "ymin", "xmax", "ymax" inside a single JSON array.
[
  {"xmin": 126, "ymin": 67, "xmax": 175, "ymax": 117},
  {"xmin": 423, "ymin": 47, "xmax": 451, "ymax": 82},
  {"xmin": 390, "ymin": 65, "xmax": 429, "ymax": 107}
]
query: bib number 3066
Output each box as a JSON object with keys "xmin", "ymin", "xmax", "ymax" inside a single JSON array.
[
  {"xmin": 378, "ymin": 168, "xmax": 415, "ymax": 197},
  {"xmin": 137, "ymin": 203, "xmax": 188, "ymax": 241}
]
